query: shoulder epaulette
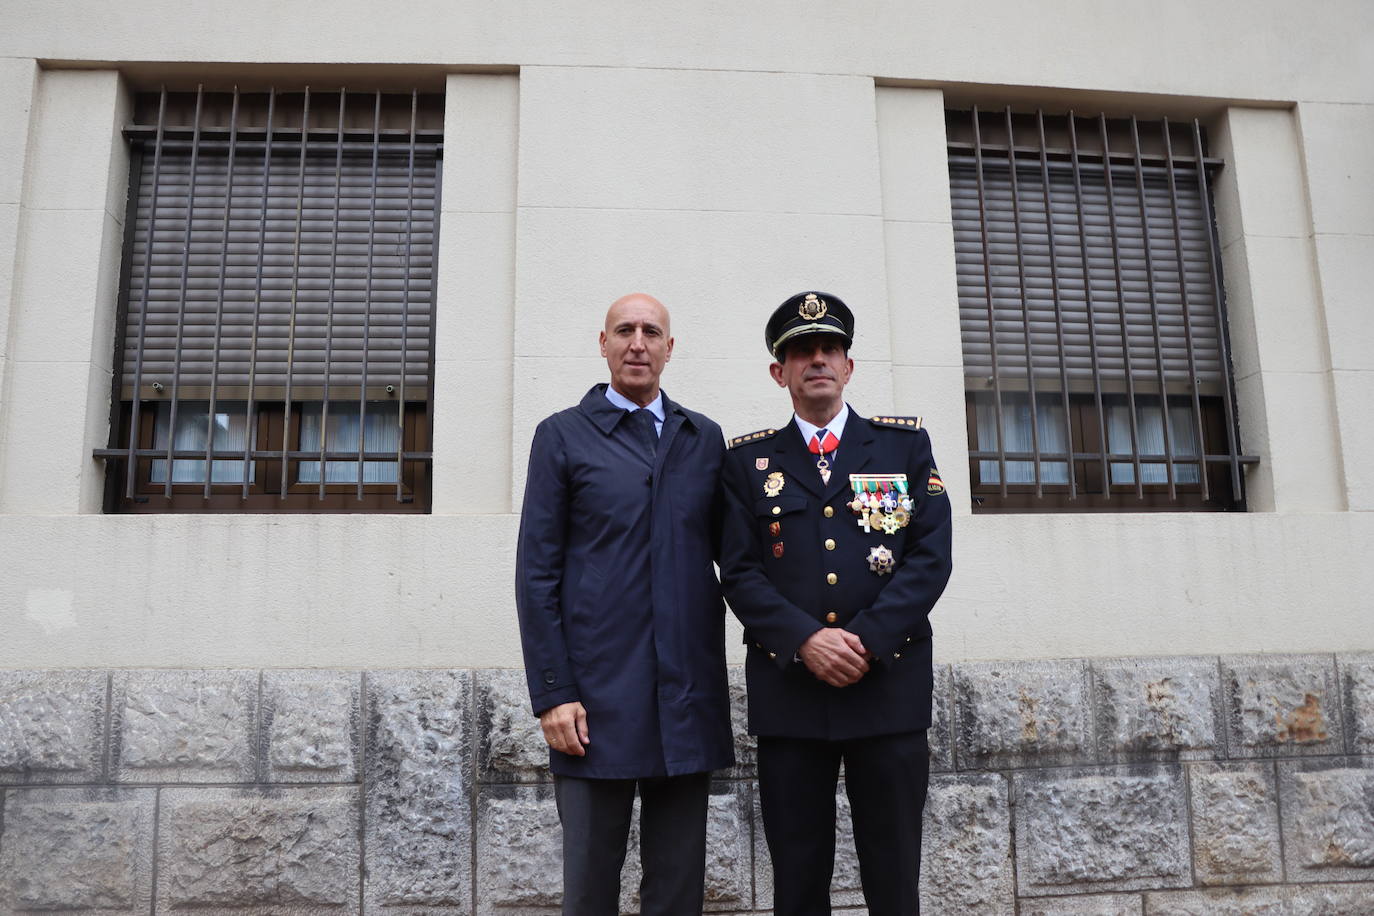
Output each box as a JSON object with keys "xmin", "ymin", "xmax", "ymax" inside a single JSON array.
[
  {"xmin": 870, "ymin": 415, "xmax": 923, "ymax": 430},
  {"xmin": 728, "ymin": 428, "xmax": 778, "ymax": 448}
]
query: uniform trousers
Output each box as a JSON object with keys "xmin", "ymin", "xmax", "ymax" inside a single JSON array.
[
  {"xmin": 553, "ymin": 771, "xmax": 710, "ymax": 916},
  {"xmin": 757, "ymin": 730, "xmax": 929, "ymax": 916}
]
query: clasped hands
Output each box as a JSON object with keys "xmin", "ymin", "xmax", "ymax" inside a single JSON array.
[
  {"xmin": 799, "ymin": 627, "xmax": 872, "ymax": 687},
  {"xmin": 539, "ymin": 629, "xmax": 871, "ymax": 753}
]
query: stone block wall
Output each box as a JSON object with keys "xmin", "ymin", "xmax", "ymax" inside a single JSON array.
[{"xmin": 1, "ymin": 655, "xmax": 1373, "ymax": 913}]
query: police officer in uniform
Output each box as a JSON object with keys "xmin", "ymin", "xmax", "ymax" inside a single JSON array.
[{"xmin": 719, "ymin": 292, "xmax": 953, "ymax": 916}]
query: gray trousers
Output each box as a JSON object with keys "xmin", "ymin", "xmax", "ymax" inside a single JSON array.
[{"xmin": 554, "ymin": 771, "xmax": 711, "ymax": 916}]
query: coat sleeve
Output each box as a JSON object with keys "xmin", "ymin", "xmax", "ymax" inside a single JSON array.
[
  {"xmin": 845, "ymin": 429, "xmax": 953, "ymax": 661},
  {"xmin": 718, "ymin": 448, "xmax": 825, "ymax": 669},
  {"xmin": 514, "ymin": 418, "xmax": 581, "ymax": 716}
]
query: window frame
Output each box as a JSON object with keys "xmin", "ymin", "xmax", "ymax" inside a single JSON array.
[
  {"xmin": 947, "ymin": 106, "xmax": 1257, "ymax": 513},
  {"xmin": 97, "ymin": 85, "xmax": 442, "ymax": 514}
]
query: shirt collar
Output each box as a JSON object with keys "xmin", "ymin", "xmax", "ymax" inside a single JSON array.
[
  {"xmin": 604, "ymin": 384, "xmax": 665, "ymax": 424},
  {"xmin": 793, "ymin": 403, "xmax": 850, "ymax": 445}
]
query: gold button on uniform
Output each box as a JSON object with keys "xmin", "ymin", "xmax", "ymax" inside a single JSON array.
[
  {"xmin": 826, "ymin": 573, "xmax": 838, "ymax": 585},
  {"xmin": 772, "ymin": 506, "xmax": 781, "ymax": 516},
  {"xmin": 769, "ymin": 652, "xmax": 777, "ymax": 659},
  {"xmin": 893, "ymin": 652, "xmax": 902, "ymax": 659},
  {"xmin": 825, "ymin": 612, "xmax": 837, "ymax": 623},
  {"xmin": 823, "ymin": 506, "xmax": 834, "ymax": 518},
  {"xmin": 824, "ymin": 539, "xmax": 836, "ymax": 551}
]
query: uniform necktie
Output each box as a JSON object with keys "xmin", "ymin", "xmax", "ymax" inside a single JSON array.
[
  {"xmin": 629, "ymin": 408, "xmax": 658, "ymax": 460},
  {"xmin": 809, "ymin": 428, "xmax": 838, "ymax": 484}
]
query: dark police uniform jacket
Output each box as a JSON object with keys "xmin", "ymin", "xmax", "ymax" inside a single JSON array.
[
  {"xmin": 719, "ymin": 410, "xmax": 953, "ymax": 739},
  {"xmin": 515, "ymin": 384, "xmax": 735, "ymax": 779}
]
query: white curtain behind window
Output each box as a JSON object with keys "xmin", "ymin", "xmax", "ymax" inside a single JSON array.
[
  {"xmin": 150, "ymin": 402, "xmax": 251, "ymax": 483},
  {"xmin": 975, "ymin": 394, "xmax": 1071, "ymax": 484},
  {"xmin": 1108, "ymin": 400, "xmax": 1201, "ymax": 484},
  {"xmin": 298, "ymin": 402, "xmax": 402, "ymax": 484}
]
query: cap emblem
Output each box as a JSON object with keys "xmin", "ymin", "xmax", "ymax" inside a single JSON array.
[{"xmin": 798, "ymin": 293, "xmax": 828, "ymax": 321}]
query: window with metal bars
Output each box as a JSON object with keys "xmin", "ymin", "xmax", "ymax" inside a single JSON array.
[
  {"xmin": 96, "ymin": 86, "xmax": 442, "ymax": 512},
  {"xmin": 947, "ymin": 107, "xmax": 1257, "ymax": 512}
]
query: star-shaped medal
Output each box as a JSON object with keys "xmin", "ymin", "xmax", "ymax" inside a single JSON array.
[{"xmin": 867, "ymin": 544, "xmax": 895, "ymax": 575}]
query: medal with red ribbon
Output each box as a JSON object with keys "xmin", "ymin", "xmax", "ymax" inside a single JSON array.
[{"xmin": 808, "ymin": 428, "xmax": 839, "ymax": 484}]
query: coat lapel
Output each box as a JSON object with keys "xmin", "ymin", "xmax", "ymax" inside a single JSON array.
[
  {"xmin": 654, "ymin": 391, "xmax": 695, "ymax": 476},
  {"xmin": 775, "ymin": 422, "xmax": 824, "ymax": 498}
]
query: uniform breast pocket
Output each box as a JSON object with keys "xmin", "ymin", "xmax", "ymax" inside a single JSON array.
[{"xmin": 754, "ymin": 494, "xmax": 808, "ymax": 520}]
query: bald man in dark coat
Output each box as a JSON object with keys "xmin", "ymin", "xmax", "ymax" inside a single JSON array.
[{"xmin": 515, "ymin": 293, "xmax": 733, "ymax": 915}]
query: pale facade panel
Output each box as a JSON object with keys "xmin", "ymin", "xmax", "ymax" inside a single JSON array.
[
  {"xmin": 433, "ymin": 74, "xmax": 519, "ymax": 515},
  {"xmin": 0, "ymin": 58, "xmax": 39, "ymax": 460},
  {"xmin": 1211, "ymin": 107, "xmax": 1344, "ymax": 513},
  {"xmin": 0, "ymin": 70, "xmax": 128, "ymax": 515},
  {"xmin": 1, "ymin": 511, "xmax": 1371, "ymax": 669},
  {"xmin": 1298, "ymin": 102, "xmax": 1374, "ymax": 511},
  {"xmin": 509, "ymin": 202, "xmax": 892, "ymax": 498},
  {"xmin": 2, "ymin": 1, "xmax": 1373, "ymax": 105}
]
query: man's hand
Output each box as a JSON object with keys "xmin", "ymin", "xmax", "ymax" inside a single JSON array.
[
  {"xmin": 798, "ymin": 628, "xmax": 870, "ymax": 687},
  {"xmin": 539, "ymin": 701, "xmax": 590, "ymax": 756}
]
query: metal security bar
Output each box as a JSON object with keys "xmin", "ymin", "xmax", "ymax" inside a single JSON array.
[
  {"xmin": 96, "ymin": 86, "xmax": 442, "ymax": 512},
  {"xmin": 948, "ymin": 108, "xmax": 1256, "ymax": 511}
]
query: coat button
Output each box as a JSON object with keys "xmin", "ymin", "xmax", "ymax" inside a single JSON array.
[
  {"xmin": 769, "ymin": 651, "xmax": 777, "ymax": 659},
  {"xmin": 823, "ymin": 506, "xmax": 835, "ymax": 518},
  {"xmin": 543, "ymin": 671, "xmax": 556, "ymax": 685},
  {"xmin": 772, "ymin": 506, "xmax": 781, "ymax": 516},
  {"xmin": 893, "ymin": 652, "xmax": 902, "ymax": 659},
  {"xmin": 824, "ymin": 539, "xmax": 836, "ymax": 550},
  {"xmin": 825, "ymin": 612, "xmax": 837, "ymax": 623},
  {"xmin": 826, "ymin": 573, "xmax": 838, "ymax": 585}
]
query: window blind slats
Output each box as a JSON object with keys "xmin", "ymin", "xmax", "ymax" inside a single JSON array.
[
  {"xmin": 951, "ymin": 159, "xmax": 1222, "ymax": 385},
  {"xmin": 122, "ymin": 146, "xmax": 437, "ymax": 399}
]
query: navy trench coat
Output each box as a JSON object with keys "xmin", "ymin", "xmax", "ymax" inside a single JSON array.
[{"xmin": 515, "ymin": 384, "xmax": 734, "ymax": 779}]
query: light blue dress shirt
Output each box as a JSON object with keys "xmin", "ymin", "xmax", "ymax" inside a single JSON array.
[{"xmin": 604, "ymin": 385, "xmax": 665, "ymax": 436}]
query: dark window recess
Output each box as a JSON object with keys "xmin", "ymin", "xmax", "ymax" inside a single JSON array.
[
  {"xmin": 96, "ymin": 86, "xmax": 443, "ymax": 512},
  {"xmin": 947, "ymin": 107, "xmax": 1257, "ymax": 512}
]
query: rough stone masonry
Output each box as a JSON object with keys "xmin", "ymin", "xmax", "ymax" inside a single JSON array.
[{"xmin": 1, "ymin": 653, "xmax": 1372, "ymax": 914}]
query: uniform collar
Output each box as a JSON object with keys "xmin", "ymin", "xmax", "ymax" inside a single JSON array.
[{"xmin": 793, "ymin": 403, "xmax": 850, "ymax": 446}]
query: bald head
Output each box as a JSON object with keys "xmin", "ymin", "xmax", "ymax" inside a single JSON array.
[
  {"xmin": 600, "ymin": 292, "xmax": 675, "ymax": 407},
  {"xmin": 604, "ymin": 292, "xmax": 670, "ymax": 336}
]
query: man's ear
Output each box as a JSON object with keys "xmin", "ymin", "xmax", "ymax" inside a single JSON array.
[
  {"xmin": 599, "ymin": 330, "xmax": 608, "ymax": 358},
  {"xmin": 769, "ymin": 361, "xmax": 786, "ymax": 388}
]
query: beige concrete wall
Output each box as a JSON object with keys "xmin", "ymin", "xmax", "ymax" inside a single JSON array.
[
  {"xmin": 1211, "ymin": 107, "xmax": 1345, "ymax": 513},
  {"xmin": 875, "ymin": 86, "xmax": 971, "ymax": 515},
  {"xmin": 2, "ymin": 0, "xmax": 1371, "ymax": 105},
  {"xmin": 1296, "ymin": 102, "xmax": 1374, "ymax": 512},
  {"xmin": 0, "ymin": 3, "xmax": 1370, "ymax": 668},
  {"xmin": 0, "ymin": 69, "xmax": 129, "ymax": 515},
  {"xmin": 508, "ymin": 66, "xmax": 893, "ymax": 500},
  {"xmin": 0, "ymin": 59, "xmax": 39, "ymax": 475},
  {"xmin": 2, "ymin": 511, "xmax": 1369, "ymax": 667},
  {"xmin": 431, "ymin": 73, "xmax": 519, "ymax": 514}
]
